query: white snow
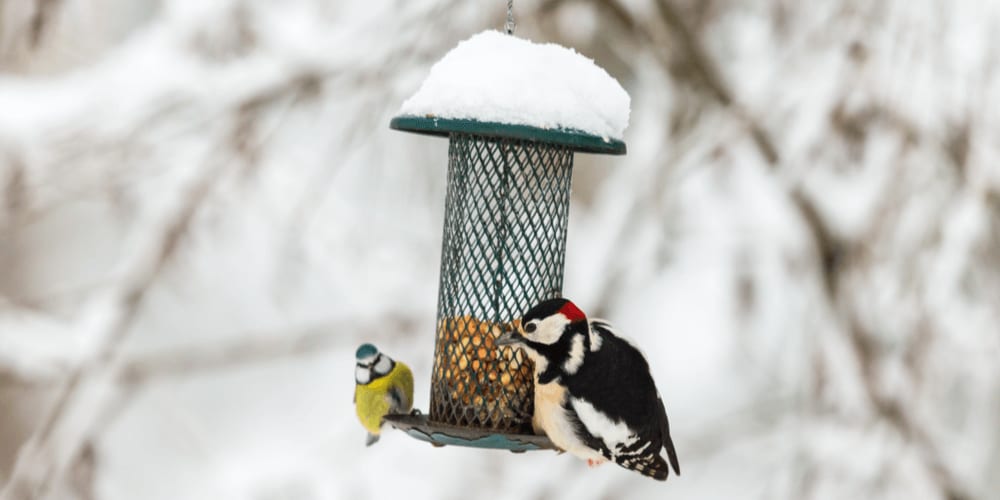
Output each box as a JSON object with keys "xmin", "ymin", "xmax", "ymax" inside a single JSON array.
[{"xmin": 398, "ymin": 30, "xmax": 631, "ymax": 140}]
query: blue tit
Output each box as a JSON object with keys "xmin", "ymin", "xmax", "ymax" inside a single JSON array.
[{"xmin": 354, "ymin": 343, "xmax": 414, "ymax": 446}]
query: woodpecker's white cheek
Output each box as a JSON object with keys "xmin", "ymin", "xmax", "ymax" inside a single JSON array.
[{"xmin": 531, "ymin": 314, "xmax": 571, "ymax": 345}]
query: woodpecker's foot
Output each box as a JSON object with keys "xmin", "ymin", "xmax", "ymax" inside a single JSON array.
[{"xmin": 587, "ymin": 458, "xmax": 606, "ymax": 468}]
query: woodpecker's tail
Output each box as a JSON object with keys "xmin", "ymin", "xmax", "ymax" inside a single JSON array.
[
  {"xmin": 617, "ymin": 452, "xmax": 671, "ymax": 480},
  {"xmin": 664, "ymin": 434, "xmax": 681, "ymax": 476},
  {"xmin": 656, "ymin": 394, "xmax": 681, "ymax": 476}
]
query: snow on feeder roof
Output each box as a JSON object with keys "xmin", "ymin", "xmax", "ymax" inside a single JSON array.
[
  {"xmin": 386, "ymin": 30, "xmax": 629, "ymax": 452},
  {"xmin": 393, "ymin": 30, "xmax": 630, "ymax": 154}
]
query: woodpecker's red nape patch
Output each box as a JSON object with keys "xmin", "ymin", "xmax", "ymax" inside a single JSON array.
[{"xmin": 559, "ymin": 301, "xmax": 587, "ymax": 323}]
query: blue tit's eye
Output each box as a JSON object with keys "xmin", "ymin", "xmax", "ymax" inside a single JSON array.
[{"xmin": 525, "ymin": 322, "xmax": 537, "ymax": 333}]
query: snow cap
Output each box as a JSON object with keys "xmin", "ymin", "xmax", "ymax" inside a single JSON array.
[{"xmin": 398, "ymin": 30, "xmax": 631, "ymax": 141}]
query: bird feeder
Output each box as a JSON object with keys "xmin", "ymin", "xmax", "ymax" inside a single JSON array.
[{"xmin": 384, "ymin": 30, "xmax": 628, "ymax": 452}]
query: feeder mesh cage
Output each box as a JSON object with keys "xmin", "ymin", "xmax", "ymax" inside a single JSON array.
[{"xmin": 431, "ymin": 133, "xmax": 573, "ymax": 433}]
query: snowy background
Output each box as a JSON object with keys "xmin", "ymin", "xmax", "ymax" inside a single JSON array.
[{"xmin": 1, "ymin": 1, "xmax": 999, "ymax": 499}]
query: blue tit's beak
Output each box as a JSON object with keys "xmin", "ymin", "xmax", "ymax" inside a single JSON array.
[{"xmin": 495, "ymin": 329, "xmax": 525, "ymax": 346}]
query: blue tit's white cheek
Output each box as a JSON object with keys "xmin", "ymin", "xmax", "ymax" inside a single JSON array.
[
  {"xmin": 355, "ymin": 365, "xmax": 371, "ymax": 384},
  {"xmin": 373, "ymin": 354, "xmax": 393, "ymax": 376}
]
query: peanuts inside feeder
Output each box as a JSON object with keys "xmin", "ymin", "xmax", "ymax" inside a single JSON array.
[{"xmin": 383, "ymin": 29, "xmax": 629, "ymax": 452}]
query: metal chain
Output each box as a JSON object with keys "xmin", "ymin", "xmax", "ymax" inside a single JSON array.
[{"xmin": 505, "ymin": 0, "xmax": 515, "ymax": 34}]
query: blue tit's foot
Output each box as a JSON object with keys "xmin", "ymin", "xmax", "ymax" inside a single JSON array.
[{"xmin": 366, "ymin": 433, "xmax": 380, "ymax": 447}]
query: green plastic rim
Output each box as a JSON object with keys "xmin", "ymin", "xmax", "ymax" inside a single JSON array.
[
  {"xmin": 384, "ymin": 414, "xmax": 556, "ymax": 453},
  {"xmin": 390, "ymin": 115, "xmax": 626, "ymax": 155}
]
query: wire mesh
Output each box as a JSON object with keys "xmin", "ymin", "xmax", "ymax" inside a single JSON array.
[{"xmin": 430, "ymin": 133, "xmax": 574, "ymax": 433}]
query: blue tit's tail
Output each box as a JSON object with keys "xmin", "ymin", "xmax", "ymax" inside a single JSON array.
[{"xmin": 366, "ymin": 433, "xmax": 380, "ymax": 447}]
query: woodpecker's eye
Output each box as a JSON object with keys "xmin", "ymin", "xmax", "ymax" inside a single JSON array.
[{"xmin": 524, "ymin": 322, "xmax": 537, "ymax": 333}]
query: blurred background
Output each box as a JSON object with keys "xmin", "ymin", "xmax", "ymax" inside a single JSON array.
[{"xmin": 1, "ymin": 0, "xmax": 999, "ymax": 499}]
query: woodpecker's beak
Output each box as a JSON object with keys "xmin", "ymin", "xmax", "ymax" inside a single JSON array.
[{"xmin": 495, "ymin": 329, "xmax": 525, "ymax": 346}]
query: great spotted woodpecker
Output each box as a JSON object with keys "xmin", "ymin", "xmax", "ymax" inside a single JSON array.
[{"xmin": 496, "ymin": 298, "xmax": 680, "ymax": 480}]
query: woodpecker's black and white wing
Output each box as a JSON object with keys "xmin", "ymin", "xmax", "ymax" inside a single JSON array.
[{"xmin": 563, "ymin": 320, "xmax": 681, "ymax": 480}]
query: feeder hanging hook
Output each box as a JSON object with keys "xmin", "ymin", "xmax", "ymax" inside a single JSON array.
[{"xmin": 505, "ymin": 0, "xmax": 516, "ymax": 34}]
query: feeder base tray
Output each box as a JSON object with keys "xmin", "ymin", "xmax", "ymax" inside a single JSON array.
[{"xmin": 384, "ymin": 414, "xmax": 556, "ymax": 453}]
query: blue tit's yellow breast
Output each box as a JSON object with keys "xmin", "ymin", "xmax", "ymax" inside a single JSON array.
[{"xmin": 355, "ymin": 362, "xmax": 414, "ymax": 435}]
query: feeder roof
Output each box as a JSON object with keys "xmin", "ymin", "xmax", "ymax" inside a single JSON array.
[{"xmin": 393, "ymin": 30, "xmax": 629, "ymax": 155}]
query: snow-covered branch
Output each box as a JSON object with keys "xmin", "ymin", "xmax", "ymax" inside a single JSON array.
[{"xmin": 1, "ymin": 1, "xmax": 998, "ymax": 499}]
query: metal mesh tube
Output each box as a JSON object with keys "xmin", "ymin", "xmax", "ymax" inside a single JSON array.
[{"xmin": 429, "ymin": 133, "xmax": 574, "ymax": 433}]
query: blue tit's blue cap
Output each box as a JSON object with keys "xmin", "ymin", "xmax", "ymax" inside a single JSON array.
[{"xmin": 356, "ymin": 343, "xmax": 379, "ymax": 361}]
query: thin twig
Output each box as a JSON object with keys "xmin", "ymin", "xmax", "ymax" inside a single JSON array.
[
  {"xmin": 117, "ymin": 325, "xmax": 345, "ymax": 385},
  {"xmin": 0, "ymin": 144, "xmax": 231, "ymax": 500}
]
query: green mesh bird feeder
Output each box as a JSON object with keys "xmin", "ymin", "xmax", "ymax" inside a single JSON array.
[{"xmin": 384, "ymin": 27, "xmax": 629, "ymax": 452}]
